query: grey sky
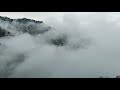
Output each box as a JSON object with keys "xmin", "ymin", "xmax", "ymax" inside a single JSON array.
[
  {"xmin": 0, "ymin": 12, "xmax": 64, "ymax": 21},
  {"xmin": 0, "ymin": 12, "xmax": 120, "ymax": 25},
  {"xmin": 1, "ymin": 12, "xmax": 120, "ymax": 78}
]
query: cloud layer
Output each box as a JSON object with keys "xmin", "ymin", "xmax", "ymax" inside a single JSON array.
[{"xmin": 0, "ymin": 12, "xmax": 120, "ymax": 78}]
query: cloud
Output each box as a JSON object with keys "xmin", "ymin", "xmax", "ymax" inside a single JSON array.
[{"xmin": 0, "ymin": 12, "xmax": 120, "ymax": 78}]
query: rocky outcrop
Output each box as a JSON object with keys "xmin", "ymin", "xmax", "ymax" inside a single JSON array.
[{"xmin": 0, "ymin": 27, "xmax": 14, "ymax": 37}]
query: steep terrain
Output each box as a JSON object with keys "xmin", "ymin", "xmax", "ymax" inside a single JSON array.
[
  {"xmin": 0, "ymin": 16, "xmax": 90, "ymax": 78},
  {"xmin": 0, "ymin": 16, "xmax": 69, "ymax": 46}
]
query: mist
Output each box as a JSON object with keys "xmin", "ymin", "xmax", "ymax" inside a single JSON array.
[{"xmin": 0, "ymin": 12, "xmax": 120, "ymax": 78}]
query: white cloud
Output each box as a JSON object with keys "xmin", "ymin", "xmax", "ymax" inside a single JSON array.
[{"xmin": 0, "ymin": 12, "xmax": 120, "ymax": 78}]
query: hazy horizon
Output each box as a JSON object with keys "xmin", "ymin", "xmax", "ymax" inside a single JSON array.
[{"xmin": 0, "ymin": 12, "xmax": 120, "ymax": 78}]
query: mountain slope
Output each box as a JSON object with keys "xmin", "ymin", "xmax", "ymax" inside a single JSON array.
[
  {"xmin": 0, "ymin": 16, "xmax": 70, "ymax": 47},
  {"xmin": 0, "ymin": 16, "xmax": 51, "ymax": 37}
]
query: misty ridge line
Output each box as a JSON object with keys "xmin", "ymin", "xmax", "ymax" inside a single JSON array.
[
  {"xmin": 0, "ymin": 16, "xmax": 90, "ymax": 48},
  {"xmin": 1, "ymin": 13, "xmax": 120, "ymax": 78},
  {"xmin": 0, "ymin": 16, "xmax": 91, "ymax": 78}
]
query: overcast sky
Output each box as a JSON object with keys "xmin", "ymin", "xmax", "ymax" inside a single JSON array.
[
  {"xmin": 1, "ymin": 12, "xmax": 120, "ymax": 78},
  {"xmin": 0, "ymin": 12, "xmax": 120, "ymax": 24},
  {"xmin": 0, "ymin": 12, "xmax": 64, "ymax": 21}
]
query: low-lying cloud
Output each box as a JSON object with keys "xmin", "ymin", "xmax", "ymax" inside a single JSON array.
[{"xmin": 0, "ymin": 12, "xmax": 120, "ymax": 78}]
